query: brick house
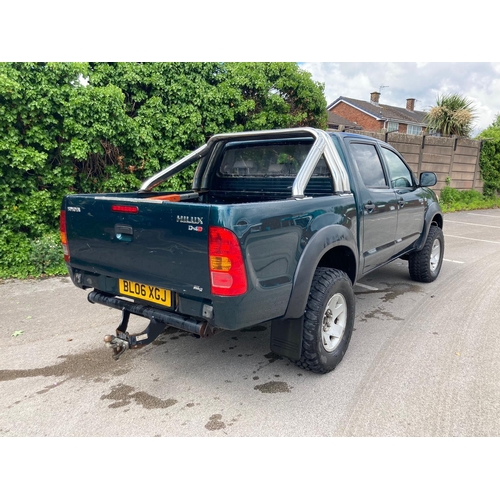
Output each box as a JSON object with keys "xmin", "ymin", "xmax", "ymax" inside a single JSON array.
[{"xmin": 327, "ymin": 91, "xmax": 427, "ymax": 135}]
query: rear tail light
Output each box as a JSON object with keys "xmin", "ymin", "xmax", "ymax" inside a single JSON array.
[
  {"xmin": 60, "ymin": 210, "xmax": 70, "ymax": 262},
  {"xmin": 209, "ymin": 227, "xmax": 247, "ymax": 296}
]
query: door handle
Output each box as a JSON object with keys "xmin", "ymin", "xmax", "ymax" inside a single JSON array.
[
  {"xmin": 115, "ymin": 224, "xmax": 134, "ymax": 242},
  {"xmin": 364, "ymin": 202, "xmax": 375, "ymax": 213},
  {"xmin": 398, "ymin": 197, "xmax": 405, "ymax": 208}
]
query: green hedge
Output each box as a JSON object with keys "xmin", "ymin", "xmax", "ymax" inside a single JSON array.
[{"xmin": 0, "ymin": 62, "xmax": 327, "ymax": 278}]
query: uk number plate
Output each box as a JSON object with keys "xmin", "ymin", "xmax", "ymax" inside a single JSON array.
[{"xmin": 119, "ymin": 279, "xmax": 172, "ymax": 307}]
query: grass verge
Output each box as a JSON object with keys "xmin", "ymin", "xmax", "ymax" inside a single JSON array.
[{"xmin": 439, "ymin": 187, "xmax": 500, "ymax": 213}]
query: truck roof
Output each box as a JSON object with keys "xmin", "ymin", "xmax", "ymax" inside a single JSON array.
[{"xmin": 328, "ymin": 131, "xmax": 387, "ymax": 144}]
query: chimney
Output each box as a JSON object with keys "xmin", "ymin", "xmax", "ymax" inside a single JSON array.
[
  {"xmin": 370, "ymin": 91, "xmax": 380, "ymax": 104},
  {"xmin": 406, "ymin": 98, "xmax": 415, "ymax": 111}
]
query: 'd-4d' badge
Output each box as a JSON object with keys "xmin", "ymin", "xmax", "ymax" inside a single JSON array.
[{"xmin": 177, "ymin": 215, "xmax": 203, "ymax": 225}]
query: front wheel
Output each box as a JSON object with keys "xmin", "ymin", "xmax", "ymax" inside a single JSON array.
[
  {"xmin": 408, "ymin": 225, "xmax": 444, "ymax": 283},
  {"xmin": 296, "ymin": 268, "xmax": 355, "ymax": 374}
]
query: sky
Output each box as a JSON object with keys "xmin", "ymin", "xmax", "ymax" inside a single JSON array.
[
  {"xmin": 299, "ymin": 62, "xmax": 500, "ymax": 136},
  {"xmin": 4, "ymin": 4, "xmax": 498, "ymax": 138}
]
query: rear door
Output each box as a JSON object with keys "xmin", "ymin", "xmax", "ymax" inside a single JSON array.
[
  {"xmin": 347, "ymin": 141, "xmax": 398, "ymax": 273},
  {"xmin": 379, "ymin": 146, "xmax": 425, "ymax": 253}
]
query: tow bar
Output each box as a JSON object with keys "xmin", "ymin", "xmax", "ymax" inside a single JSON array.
[{"xmin": 88, "ymin": 291, "xmax": 213, "ymax": 361}]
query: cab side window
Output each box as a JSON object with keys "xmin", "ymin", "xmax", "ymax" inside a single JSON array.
[
  {"xmin": 350, "ymin": 143, "xmax": 388, "ymax": 188},
  {"xmin": 381, "ymin": 147, "xmax": 415, "ymax": 189}
]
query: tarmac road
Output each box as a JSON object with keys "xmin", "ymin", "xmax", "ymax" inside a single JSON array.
[{"xmin": 1, "ymin": 209, "xmax": 500, "ymax": 437}]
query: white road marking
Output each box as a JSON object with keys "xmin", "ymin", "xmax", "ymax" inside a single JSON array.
[
  {"xmin": 355, "ymin": 283, "xmax": 379, "ymax": 291},
  {"xmin": 445, "ymin": 220, "xmax": 500, "ymax": 229},
  {"xmin": 466, "ymin": 212, "xmax": 500, "ymax": 218},
  {"xmin": 445, "ymin": 234, "xmax": 500, "ymax": 245},
  {"xmin": 443, "ymin": 259, "xmax": 465, "ymax": 264}
]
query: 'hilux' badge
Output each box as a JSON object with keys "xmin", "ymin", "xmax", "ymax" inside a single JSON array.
[{"xmin": 177, "ymin": 215, "xmax": 203, "ymax": 224}]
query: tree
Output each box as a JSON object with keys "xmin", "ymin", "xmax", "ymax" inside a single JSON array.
[
  {"xmin": 0, "ymin": 62, "xmax": 327, "ymax": 277},
  {"xmin": 478, "ymin": 114, "xmax": 500, "ymax": 196},
  {"xmin": 490, "ymin": 113, "xmax": 500, "ymax": 128},
  {"xmin": 425, "ymin": 93, "xmax": 477, "ymax": 137},
  {"xmin": 0, "ymin": 62, "xmax": 97, "ymax": 277}
]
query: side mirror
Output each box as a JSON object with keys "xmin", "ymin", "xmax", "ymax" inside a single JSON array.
[{"xmin": 420, "ymin": 172, "xmax": 437, "ymax": 187}]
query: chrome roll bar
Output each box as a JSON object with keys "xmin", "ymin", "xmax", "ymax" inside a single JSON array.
[{"xmin": 139, "ymin": 128, "xmax": 351, "ymax": 196}]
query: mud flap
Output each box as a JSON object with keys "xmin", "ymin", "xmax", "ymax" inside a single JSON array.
[{"xmin": 270, "ymin": 317, "xmax": 303, "ymax": 360}]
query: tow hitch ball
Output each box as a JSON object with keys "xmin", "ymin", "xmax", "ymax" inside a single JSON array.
[
  {"xmin": 104, "ymin": 335, "xmax": 129, "ymax": 361},
  {"xmin": 103, "ymin": 309, "xmax": 166, "ymax": 361}
]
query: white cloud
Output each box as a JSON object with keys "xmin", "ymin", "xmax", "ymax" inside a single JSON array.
[{"xmin": 302, "ymin": 62, "xmax": 500, "ymax": 135}]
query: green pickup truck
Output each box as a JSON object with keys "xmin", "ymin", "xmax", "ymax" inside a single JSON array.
[{"xmin": 61, "ymin": 128, "xmax": 444, "ymax": 373}]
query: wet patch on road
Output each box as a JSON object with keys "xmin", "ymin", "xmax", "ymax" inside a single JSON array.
[
  {"xmin": 251, "ymin": 352, "xmax": 288, "ymax": 378},
  {"xmin": 101, "ymin": 383, "xmax": 178, "ymax": 410},
  {"xmin": 356, "ymin": 283, "xmax": 423, "ymax": 303},
  {"xmin": 254, "ymin": 381, "xmax": 291, "ymax": 393},
  {"xmin": 0, "ymin": 347, "xmax": 131, "ymax": 384},
  {"xmin": 264, "ymin": 352, "xmax": 283, "ymax": 363},
  {"xmin": 379, "ymin": 283, "xmax": 423, "ymax": 302},
  {"xmin": 151, "ymin": 327, "xmax": 190, "ymax": 346},
  {"xmin": 152, "ymin": 339, "xmax": 168, "ymax": 346},
  {"xmin": 151, "ymin": 332, "xmax": 190, "ymax": 346},
  {"xmin": 204, "ymin": 413, "xmax": 240, "ymax": 431},
  {"xmin": 360, "ymin": 307, "xmax": 404, "ymax": 322},
  {"xmin": 205, "ymin": 414, "xmax": 226, "ymax": 431}
]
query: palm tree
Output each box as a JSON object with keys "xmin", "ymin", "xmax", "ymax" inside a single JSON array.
[{"xmin": 425, "ymin": 93, "xmax": 477, "ymax": 137}]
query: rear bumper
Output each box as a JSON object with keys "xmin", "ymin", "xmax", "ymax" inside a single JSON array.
[
  {"xmin": 68, "ymin": 264, "xmax": 214, "ymax": 324},
  {"xmin": 68, "ymin": 265, "xmax": 292, "ymax": 332},
  {"xmin": 88, "ymin": 291, "xmax": 213, "ymax": 337}
]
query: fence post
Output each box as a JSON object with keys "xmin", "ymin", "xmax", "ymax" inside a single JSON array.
[
  {"xmin": 417, "ymin": 134, "xmax": 426, "ymax": 176},
  {"xmin": 448, "ymin": 136, "xmax": 457, "ymax": 181}
]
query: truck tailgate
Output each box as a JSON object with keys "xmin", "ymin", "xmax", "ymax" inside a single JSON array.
[{"xmin": 64, "ymin": 195, "xmax": 211, "ymax": 297}]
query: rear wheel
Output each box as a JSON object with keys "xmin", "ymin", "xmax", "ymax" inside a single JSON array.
[
  {"xmin": 409, "ymin": 225, "xmax": 444, "ymax": 283},
  {"xmin": 296, "ymin": 267, "xmax": 355, "ymax": 374}
]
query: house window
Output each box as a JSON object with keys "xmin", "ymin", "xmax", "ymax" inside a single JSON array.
[
  {"xmin": 407, "ymin": 124, "xmax": 423, "ymax": 135},
  {"xmin": 387, "ymin": 122, "xmax": 399, "ymax": 132}
]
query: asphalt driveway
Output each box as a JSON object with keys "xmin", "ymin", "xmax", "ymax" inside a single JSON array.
[{"xmin": 1, "ymin": 209, "xmax": 500, "ymax": 436}]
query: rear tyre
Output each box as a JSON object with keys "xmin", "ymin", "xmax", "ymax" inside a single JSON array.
[
  {"xmin": 408, "ymin": 225, "xmax": 444, "ymax": 283},
  {"xmin": 296, "ymin": 268, "xmax": 355, "ymax": 374}
]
